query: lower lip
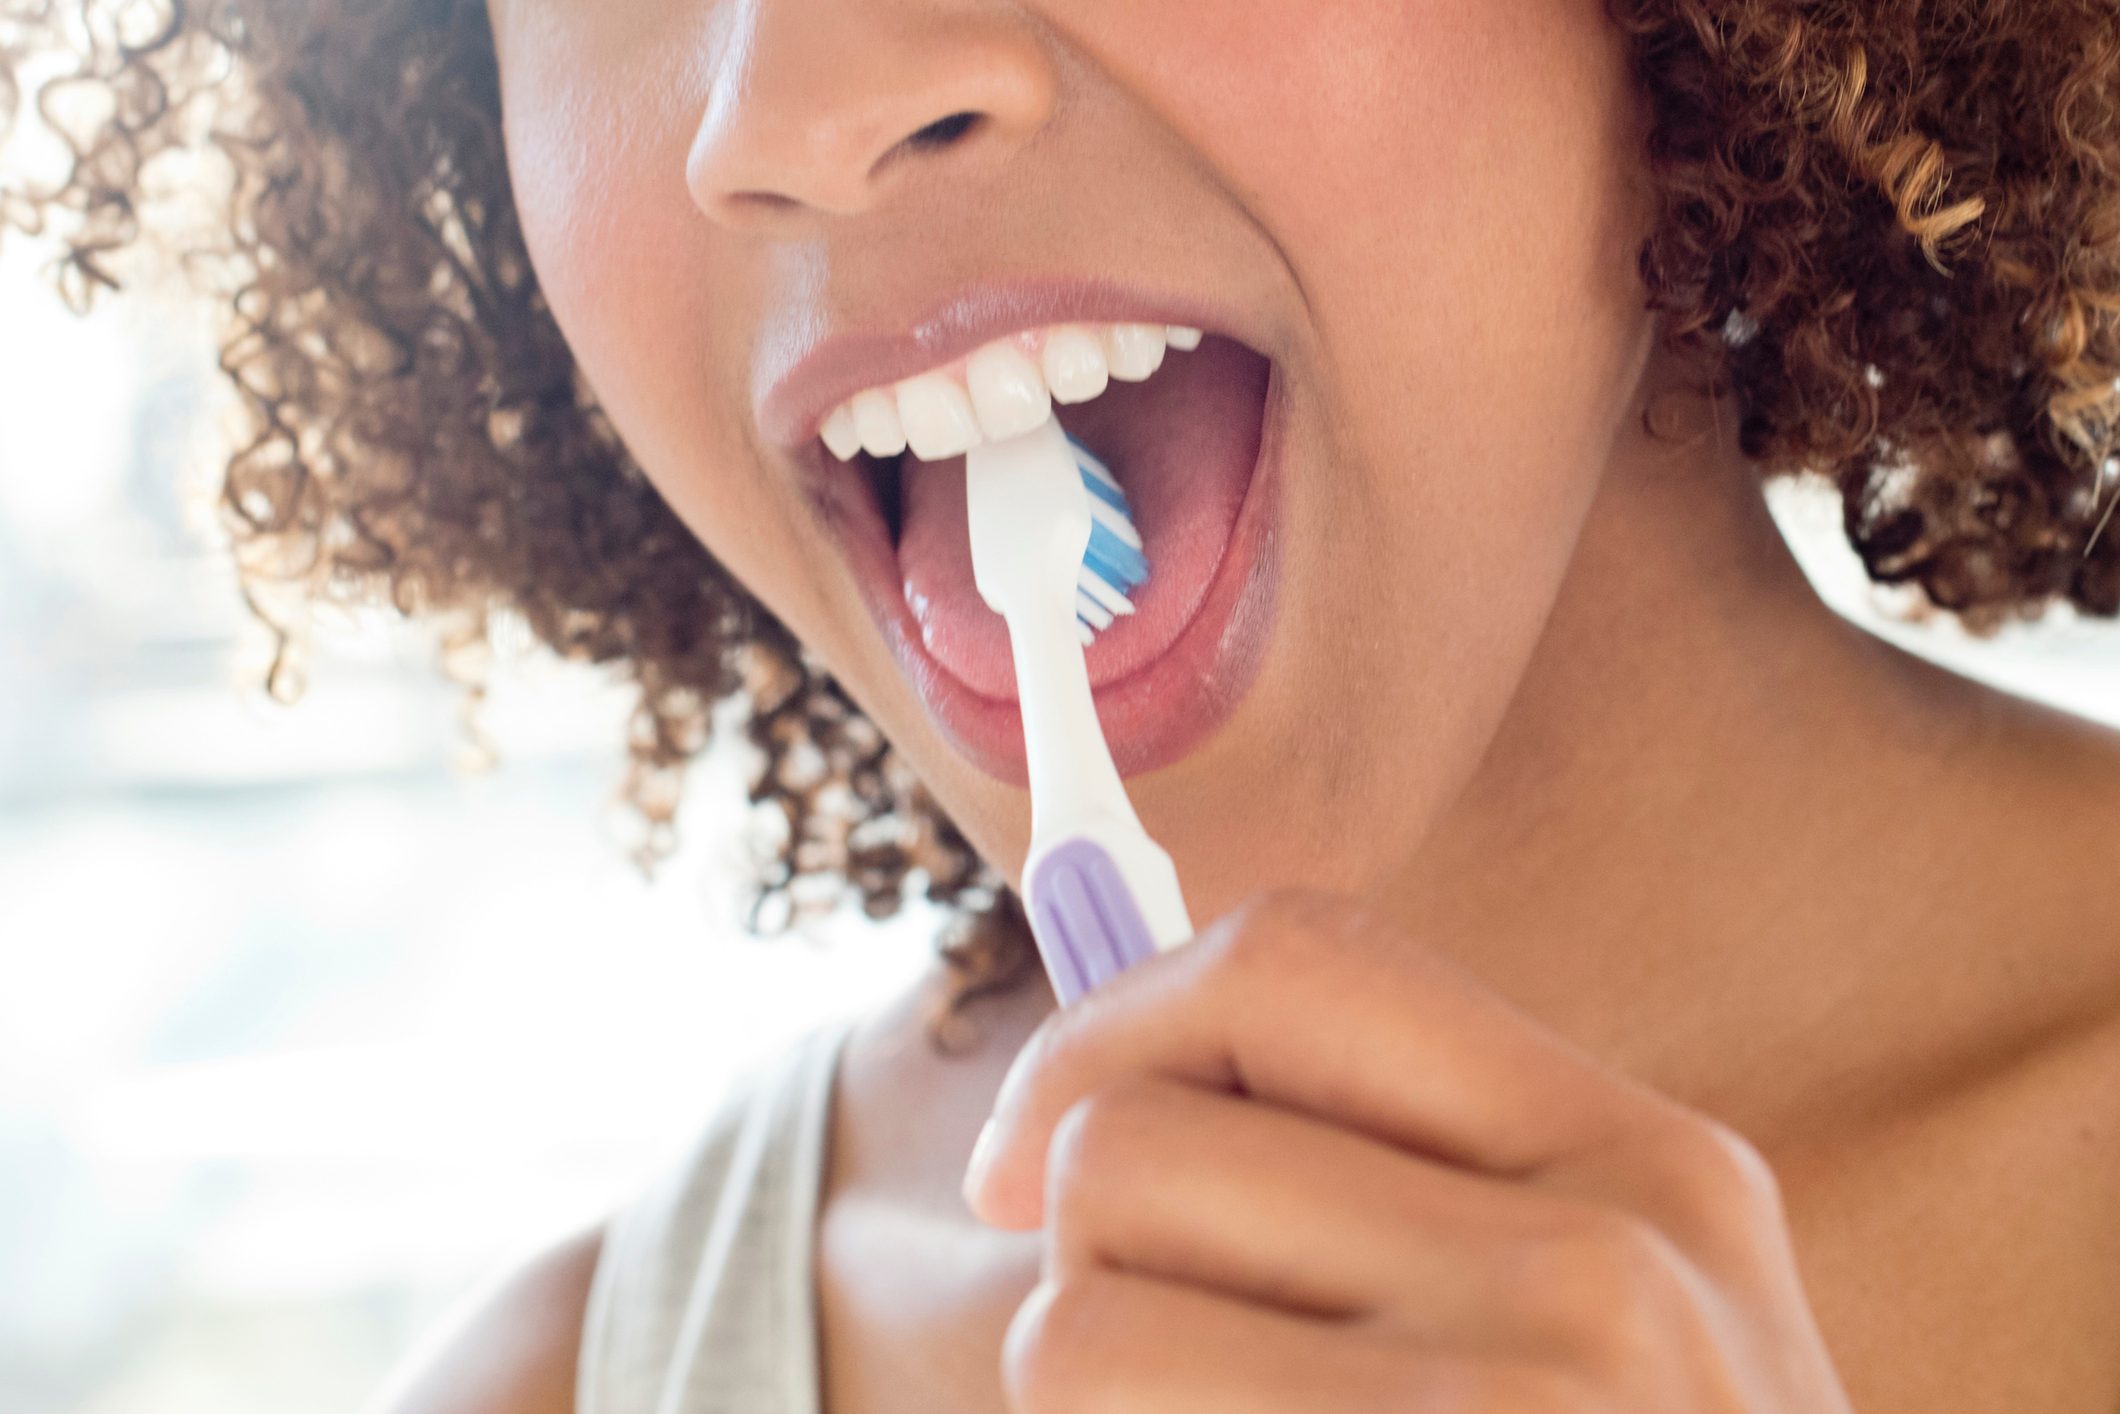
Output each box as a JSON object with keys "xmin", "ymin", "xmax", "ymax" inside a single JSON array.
[{"xmin": 818, "ymin": 362, "xmax": 1286, "ymax": 787}]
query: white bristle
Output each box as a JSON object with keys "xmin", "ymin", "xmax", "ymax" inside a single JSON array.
[
  {"xmin": 1076, "ymin": 589, "xmax": 1116, "ymax": 631},
  {"xmin": 1064, "ymin": 432, "xmax": 1144, "ymax": 648},
  {"xmin": 1087, "ymin": 494, "xmax": 1144, "ymax": 549},
  {"xmin": 1078, "ymin": 570, "xmax": 1136, "ymax": 618},
  {"xmin": 1076, "ymin": 449, "xmax": 1123, "ymax": 495}
]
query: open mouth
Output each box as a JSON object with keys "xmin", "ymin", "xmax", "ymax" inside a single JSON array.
[{"xmin": 798, "ymin": 323, "xmax": 1282, "ymax": 780}]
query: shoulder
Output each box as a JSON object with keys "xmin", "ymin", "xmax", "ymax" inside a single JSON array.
[
  {"xmin": 360, "ymin": 1011, "xmax": 871, "ymax": 1414},
  {"xmin": 362, "ymin": 1225, "xmax": 603, "ymax": 1414}
]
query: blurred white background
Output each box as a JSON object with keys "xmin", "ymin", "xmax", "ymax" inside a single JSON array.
[
  {"xmin": 0, "ymin": 229, "xmax": 2115, "ymax": 1414},
  {"xmin": 0, "ymin": 237, "xmax": 944, "ymax": 1414}
]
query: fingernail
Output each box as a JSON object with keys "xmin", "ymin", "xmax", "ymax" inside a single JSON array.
[{"xmin": 962, "ymin": 1117, "xmax": 1000, "ymax": 1207}]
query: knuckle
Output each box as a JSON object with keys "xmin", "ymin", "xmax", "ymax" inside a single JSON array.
[
  {"xmin": 994, "ymin": 1007, "xmax": 1091, "ymax": 1121},
  {"xmin": 1401, "ymin": 1356, "xmax": 1604, "ymax": 1414},
  {"xmin": 1211, "ymin": 886, "xmax": 1377, "ymax": 981},
  {"xmin": 1687, "ymin": 1117, "xmax": 1785, "ymax": 1212},
  {"xmin": 1045, "ymin": 1080, "xmax": 1161, "ymax": 1202},
  {"xmin": 1510, "ymin": 1204, "xmax": 1692, "ymax": 1374},
  {"xmin": 1646, "ymin": 1112, "xmax": 1788, "ymax": 1232},
  {"xmin": 1014, "ymin": 1006, "xmax": 1080, "ymax": 1087},
  {"xmin": 1000, "ymin": 1276, "xmax": 1116, "ymax": 1413},
  {"xmin": 1163, "ymin": 1319, "xmax": 1608, "ymax": 1414},
  {"xmin": 1476, "ymin": 1363, "xmax": 1607, "ymax": 1414}
]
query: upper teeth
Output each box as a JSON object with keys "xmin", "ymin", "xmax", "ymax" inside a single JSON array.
[{"xmin": 818, "ymin": 322, "xmax": 1205, "ymax": 463}]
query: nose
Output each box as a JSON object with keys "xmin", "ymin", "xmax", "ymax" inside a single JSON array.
[{"xmin": 686, "ymin": 1, "xmax": 1058, "ymax": 231}]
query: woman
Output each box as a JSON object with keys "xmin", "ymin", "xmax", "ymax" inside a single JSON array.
[{"xmin": 8, "ymin": 1, "xmax": 2119, "ymax": 1409}]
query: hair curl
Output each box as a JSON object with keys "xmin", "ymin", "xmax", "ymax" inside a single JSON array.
[{"xmin": 4, "ymin": 0, "xmax": 2115, "ymax": 1050}]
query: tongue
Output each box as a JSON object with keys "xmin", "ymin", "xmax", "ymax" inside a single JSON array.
[{"xmin": 897, "ymin": 335, "xmax": 1269, "ymax": 699}]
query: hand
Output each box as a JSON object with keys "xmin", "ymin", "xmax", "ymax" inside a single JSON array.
[{"xmin": 961, "ymin": 887, "xmax": 1855, "ymax": 1412}]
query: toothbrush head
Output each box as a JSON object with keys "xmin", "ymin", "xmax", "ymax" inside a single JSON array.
[
  {"xmin": 965, "ymin": 416, "xmax": 1148, "ymax": 646},
  {"xmin": 1067, "ymin": 432, "xmax": 1148, "ymax": 647}
]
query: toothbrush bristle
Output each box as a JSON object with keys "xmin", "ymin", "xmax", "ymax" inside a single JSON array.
[{"xmin": 1065, "ymin": 432, "xmax": 1146, "ymax": 644}]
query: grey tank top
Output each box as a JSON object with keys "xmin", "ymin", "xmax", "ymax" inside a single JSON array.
[{"xmin": 578, "ymin": 1011, "xmax": 863, "ymax": 1414}]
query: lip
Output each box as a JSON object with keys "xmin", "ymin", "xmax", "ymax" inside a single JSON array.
[
  {"xmin": 805, "ymin": 356, "xmax": 1287, "ymax": 786},
  {"xmin": 756, "ymin": 273, "xmax": 1270, "ymax": 452}
]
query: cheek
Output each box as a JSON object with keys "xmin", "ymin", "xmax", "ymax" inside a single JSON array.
[
  {"xmin": 1055, "ymin": 0, "xmax": 1655, "ymax": 861},
  {"xmin": 494, "ymin": 12, "xmax": 843, "ymax": 645},
  {"xmin": 1106, "ymin": 0, "xmax": 1652, "ymax": 626},
  {"xmin": 1080, "ymin": 0, "xmax": 1652, "ymax": 471}
]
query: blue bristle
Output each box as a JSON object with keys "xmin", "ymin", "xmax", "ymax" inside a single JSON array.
[
  {"xmin": 1063, "ymin": 430, "xmax": 1147, "ymax": 643},
  {"xmin": 1086, "ymin": 522, "xmax": 1149, "ymax": 590},
  {"xmin": 1078, "ymin": 468, "xmax": 1130, "ymax": 515}
]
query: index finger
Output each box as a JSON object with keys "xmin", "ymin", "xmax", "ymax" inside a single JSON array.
[{"xmin": 964, "ymin": 887, "xmax": 1685, "ymax": 1229}]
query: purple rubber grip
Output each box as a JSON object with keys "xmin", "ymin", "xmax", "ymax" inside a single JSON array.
[{"xmin": 1026, "ymin": 838, "xmax": 1161, "ymax": 1007}]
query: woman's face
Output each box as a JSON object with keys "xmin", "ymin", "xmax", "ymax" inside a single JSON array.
[{"xmin": 485, "ymin": 0, "xmax": 1659, "ymax": 919}]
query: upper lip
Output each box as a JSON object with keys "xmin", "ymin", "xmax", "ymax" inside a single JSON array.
[{"xmin": 755, "ymin": 274, "xmax": 1257, "ymax": 451}]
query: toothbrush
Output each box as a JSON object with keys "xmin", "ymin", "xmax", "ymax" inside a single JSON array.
[{"xmin": 965, "ymin": 414, "xmax": 1195, "ymax": 1006}]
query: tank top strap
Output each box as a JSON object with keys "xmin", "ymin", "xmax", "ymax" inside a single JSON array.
[{"xmin": 578, "ymin": 1011, "xmax": 861, "ymax": 1414}]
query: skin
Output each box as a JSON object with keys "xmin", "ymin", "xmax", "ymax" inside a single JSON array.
[{"xmin": 389, "ymin": 0, "xmax": 2120, "ymax": 1409}]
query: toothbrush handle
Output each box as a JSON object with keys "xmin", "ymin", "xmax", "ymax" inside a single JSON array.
[
  {"xmin": 1025, "ymin": 838, "xmax": 1167, "ymax": 1007},
  {"xmin": 1024, "ymin": 827, "xmax": 1194, "ymax": 1006}
]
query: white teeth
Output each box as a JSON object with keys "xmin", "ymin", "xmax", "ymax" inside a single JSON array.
[
  {"xmin": 1041, "ymin": 325, "xmax": 1111, "ymax": 404},
  {"xmin": 895, "ymin": 373, "xmax": 984, "ymax": 460},
  {"xmin": 851, "ymin": 388, "xmax": 907, "ymax": 457},
  {"xmin": 817, "ymin": 317, "xmax": 1213, "ymax": 462},
  {"xmin": 965, "ymin": 340, "xmax": 1052, "ymax": 441},
  {"xmin": 1103, "ymin": 323, "xmax": 1167, "ymax": 381},
  {"xmin": 820, "ymin": 403, "xmax": 863, "ymax": 461}
]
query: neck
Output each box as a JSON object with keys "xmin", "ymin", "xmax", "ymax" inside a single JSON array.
[{"xmin": 1378, "ymin": 360, "xmax": 2120, "ymax": 1145}]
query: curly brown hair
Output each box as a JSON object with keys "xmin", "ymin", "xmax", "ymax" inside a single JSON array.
[{"xmin": 4, "ymin": 0, "xmax": 2115, "ymax": 1051}]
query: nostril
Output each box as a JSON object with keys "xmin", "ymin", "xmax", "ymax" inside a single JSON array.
[
  {"xmin": 903, "ymin": 111, "xmax": 983, "ymax": 152},
  {"xmin": 730, "ymin": 190, "xmax": 802, "ymax": 217}
]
